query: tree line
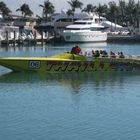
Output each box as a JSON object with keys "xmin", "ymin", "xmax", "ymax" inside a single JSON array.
[{"xmin": 0, "ymin": 0, "xmax": 140, "ymax": 27}]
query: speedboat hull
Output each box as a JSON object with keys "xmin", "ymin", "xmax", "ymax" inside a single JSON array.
[{"xmin": 0, "ymin": 53, "xmax": 140, "ymax": 72}]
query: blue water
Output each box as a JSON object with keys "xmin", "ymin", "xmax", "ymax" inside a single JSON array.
[{"xmin": 1, "ymin": 42, "xmax": 140, "ymax": 140}]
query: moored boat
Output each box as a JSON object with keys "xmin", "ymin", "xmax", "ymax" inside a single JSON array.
[
  {"xmin": 0, "ymin": 52, "xmax": 140, "ymax": 73},
  {"xmin": 62, "ymin": 15, "xmax": 107, "ymax": 42}
]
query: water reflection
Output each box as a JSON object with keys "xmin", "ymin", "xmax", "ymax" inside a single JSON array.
[
  {"xmin": 0, "ymin": 72, "xmax": 140, "ymax": 92},
  {"xmin": 1, "ymin": 42, "xmax": 140, "ymax": 58},
  {"xmin": 0, "ymin": 42, "xmax": 107, "ymax": 52},
  {"xmin": 1, "ymin": 42, "xmax": 140, "ymax": 56},
  {"xmin": 0, "ymin": 45, "xmax": 46, "ymax": 52}
]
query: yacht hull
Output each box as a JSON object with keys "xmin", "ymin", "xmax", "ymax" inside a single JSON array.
[{"xmin": 63, "ymin": 31, "xmax": 107, "ymax": 42}]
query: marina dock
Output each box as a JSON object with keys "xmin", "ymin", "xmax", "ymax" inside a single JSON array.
[
  {"xmin": 1, "ymin": 33, "xmax": 140, "ymax": 46},
  {"xmin": 0, "ymin": 34, "xmax": 55, "ymax": 46},
  {"xmin": 107, "ymin": 34, "xmax": 140, "ymax": 42}
]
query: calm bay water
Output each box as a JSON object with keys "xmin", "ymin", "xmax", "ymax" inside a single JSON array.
[{"xmin": 0, "ymin": 42, "xmax": 140, "ymax": 140}]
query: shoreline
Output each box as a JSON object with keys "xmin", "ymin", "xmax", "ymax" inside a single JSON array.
[{"xmin": 0, "ymin": 34, "xmax": 140, "ymax": 46}]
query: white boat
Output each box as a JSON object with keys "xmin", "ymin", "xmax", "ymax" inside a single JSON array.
[
  {"xmin": 62, "ymin": 15, "xmax": 107, "ymax": 42},
  {"xmin": 38, "ymin": 10, "xmax": 123, "ymax": 37}
]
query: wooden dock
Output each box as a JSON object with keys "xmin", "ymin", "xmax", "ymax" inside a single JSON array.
[{"xmin": 0, "ymin": 36, "xmax": 55, "ymax": 46}]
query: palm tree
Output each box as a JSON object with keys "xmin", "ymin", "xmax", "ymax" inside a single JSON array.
[
  {"xmin": 118, "ymin": 0, "xmax": 126, "ymax": 25},
  {"xmin": 16, "ymin": 3, "xmax": 33, "ymax": 17},
  {"xmin": 39, "ymin": 0, "xmax": 55, "ymax": 21},
  {"xmin": 108, "ymin": 1, "xmax": 119, "ymax": 31},
  {"xmin": 125, "ymin": 0, "xmax": 137, "ymax": 26},
  {"xmin": 82, "ymin": 4, "xmax": 96, "ymax": 13},
  {"xmin": 66, "ymin": 9, "xmax": 74, "ymax": 22},
  {"xmin": 96, "ymin": 3, "xmax": 108, "ymax": 22},
  {"xmin": 0, "ymin": 2, "xmax": 11, "ymax": 18},
  {"xmin": 67, "ymin": 0, "xmax": 83, "ymax": 22},
  {"xmin": 132, "ymin": 1, "xmax": 140, "ymax": 28},
  {"xmin": 67, "ymin": 0, "xmax": 83, "ymax": 13}
]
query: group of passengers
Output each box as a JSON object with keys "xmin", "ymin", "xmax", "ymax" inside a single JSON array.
[
  {"xmin": 117, "ymin": 52, "xmax": 125, "ymax": 58},
  {"xmin": 71, "ymin": 45, "xmax": 125, "ymax": 58},
  {"xmin": 92, "ymin": 50, "xmax": 125, "ymax": 58},
  {"xmin": 92, "ymin": 50, "xmax": 108, "ymax": 57}
]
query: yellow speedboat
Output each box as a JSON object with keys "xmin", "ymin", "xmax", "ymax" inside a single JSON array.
[{"xmin": 0, "ymin": 53, "xmax": 140, "ymax": 72}]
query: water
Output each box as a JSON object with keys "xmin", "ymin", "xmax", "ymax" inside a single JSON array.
[{"xmin": 1, "ymin": 42, "xmax": 140, "ymax": 140}]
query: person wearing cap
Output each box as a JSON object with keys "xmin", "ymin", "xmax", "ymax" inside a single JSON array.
[{"xmin": 71, "ymin": 45, "xmax": 81, "ymax": 54}]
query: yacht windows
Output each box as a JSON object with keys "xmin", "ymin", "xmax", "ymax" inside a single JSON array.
[
  {"xmin": 65, "ymin": 27, "xmax": 106, "ymax": 31},
  {"xmin": 65, "ymin": 28, "xmax": 90, "ymax": 30},
  {"xmin": 81, "ymin": 28, "xmax": 90, "ymax": 30},
  {"xmin": 83, "ymin": 18, "xmax": 93, "ymax": 20},
  {"xmin": 66, "ymin": 36, "xmax": 70, "ymax": 40},
  {"xmin": 56, "ymin": 18, "xmax": 78, "ymax": 22},
  {"xmin": 90, "ymin": 28, "xmax": 98, "ymax": 31},
  {"xmin": 95, "ymin": 18, "xmax": 103, "ymax": 23},
  {"xmin": 65, "ymin": 28, "xmax": 81, "ymax": 30},
  {"xmin": 90, "ymin": 27, "xmax": 107, "ymax": 31},
  {"xmin": 74, "ymin": 22, "xmax": 92, "ymax": 25}
]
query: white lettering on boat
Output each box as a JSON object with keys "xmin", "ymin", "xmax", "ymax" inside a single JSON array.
[{"xmin": 29, "ymin": 61, "xmax": 41, "ymax": 69}]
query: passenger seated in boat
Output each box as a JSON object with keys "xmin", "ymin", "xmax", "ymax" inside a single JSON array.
[
  {"xmin": 118, "ymin": 52, "xmax": 125, "ymax": 58},
  {"xmin": 101, "ymin": 50, "xmax": 108, "ymax": 57},
  {"xmin": 71, "ymin": 46, "xmax": 76, "ymax": 54},
  {"xmin": 99, "ymin": 50, "xmax": 103, "ymax": 55},
  {"xmin": 71, "ymin": 45, "xmax": 81, "ymax": 54},
  {"xmin": 92, "ymin": 50, "xmax": 95, "ymax": 57},
  {"xmin": 94, "ymin": 50, "xmax": 100, "ymax": 57},
  {"xmin": 110, "ymin": 51, "xmax": 116, "ymax": 58}
]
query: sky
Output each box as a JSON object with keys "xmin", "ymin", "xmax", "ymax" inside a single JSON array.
[{"xmin": 3, "ymin": 0, "xmax": 137, "ymax": 16}]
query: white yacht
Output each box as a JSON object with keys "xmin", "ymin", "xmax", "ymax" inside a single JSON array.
[
  {"xmin": 62, "ymin": 15, "xmax": 107, "ymax": 42},
  {"xmin": 38, "ymin": 10, "xmax": 123, "ymax": 38}
]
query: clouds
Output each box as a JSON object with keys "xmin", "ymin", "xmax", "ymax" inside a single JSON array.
[{"xmin": 3, "ymin": 0, "xmax": 129, "ymax": 16}]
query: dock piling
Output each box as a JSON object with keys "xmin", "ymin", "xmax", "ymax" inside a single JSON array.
[
  {"xmin": 13, "ymin": 31, "xmax": 16, "ymax": 46},
  {"xmin": 41, "ymin": 30, "xmax": 44, "ymax": 45},
  {"xmin": 6, "ymin": 31, "xmax": 9, "ymax": 46}
]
